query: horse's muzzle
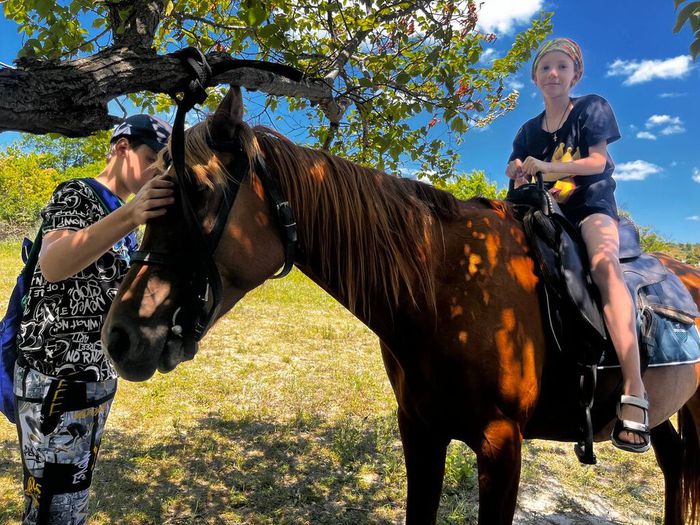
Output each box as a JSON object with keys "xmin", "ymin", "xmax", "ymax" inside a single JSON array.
[{"xmin": 102, "ymin": 322, "xmax": 165, "ymax": 381}]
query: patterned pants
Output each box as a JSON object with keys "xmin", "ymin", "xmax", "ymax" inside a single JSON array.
[{"xmin": 13, "ymin": 364, "xmax": 116, "ymax": 525}]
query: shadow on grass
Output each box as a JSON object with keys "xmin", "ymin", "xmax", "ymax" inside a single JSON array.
[
  {"xmin": 0, "ymin": 413, "xmax": 408, "ymax": 525},
  {"xmin": 0, "ymin": 414, "xmax": 650, "ymax": 525}
]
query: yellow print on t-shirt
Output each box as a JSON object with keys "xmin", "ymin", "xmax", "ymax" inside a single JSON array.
[{"xmin": 546, "ymin": 142, "xmax": 581, "ymax": 203}]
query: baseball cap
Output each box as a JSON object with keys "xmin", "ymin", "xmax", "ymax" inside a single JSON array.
[{"xmin": 110, "ymin": 114, "xmax": 172, "ymax": 152}]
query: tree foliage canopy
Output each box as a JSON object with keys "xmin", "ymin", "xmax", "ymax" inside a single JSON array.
[
  {"xmin": 673, "ymin": 0, "xmax": 700, "ymax": 60},
  {"xmin": 1, "ymin": 0, "xmax": 551, "ymax": 179}
]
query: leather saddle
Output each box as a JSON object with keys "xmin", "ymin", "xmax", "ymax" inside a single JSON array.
[{"xmin": 506, "ymin": 178, "xmax": 700, "ymax": 464}]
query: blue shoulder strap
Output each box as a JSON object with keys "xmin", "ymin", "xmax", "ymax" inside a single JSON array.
[{"xmin": 79, "ymin": 178, "xmax": 138, "ymax": 255}]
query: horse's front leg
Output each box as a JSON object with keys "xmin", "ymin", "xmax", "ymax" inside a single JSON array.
[
  {"xmin": 475, "ymin": 417, "xmax": 523, "ymax": 525},
  {"xmin": 398, "ymin": 410, "xmax": 450, "ymax": 525}
]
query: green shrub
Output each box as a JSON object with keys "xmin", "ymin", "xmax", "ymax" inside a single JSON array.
[{"xmin": 0, "ymin": 147, "xmax": 104, "ymax": 235}]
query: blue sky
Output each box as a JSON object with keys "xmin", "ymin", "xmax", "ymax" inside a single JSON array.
[{"xmin": 1, "ymin": 1, "xmax": 698, "ymax": 242}]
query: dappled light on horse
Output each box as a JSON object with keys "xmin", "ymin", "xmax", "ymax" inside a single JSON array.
[{"xmin": 103, "ymin": 87, "xmax": 700, "ymax": 525}]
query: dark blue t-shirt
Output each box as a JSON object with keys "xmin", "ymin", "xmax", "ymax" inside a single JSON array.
[{"xmin": 509, "ymin": 94, "xmax": 621, "ymax": 187}]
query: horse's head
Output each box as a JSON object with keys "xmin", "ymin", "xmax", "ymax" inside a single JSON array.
[{"xmin": 103, "ymin": 87, "xmax": 292, "ymax": 380}]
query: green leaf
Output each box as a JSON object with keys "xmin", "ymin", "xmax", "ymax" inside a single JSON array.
[
  {"xmin": 245, "ymin": 5, "xmax": 269, "ymax": 26},
  {"xmin": 691, "ymin": 37, "xmax": 700, "ymax": 60},
  {"xmin": 449, "ymin": 116, "xmax": 468, "ymax": 133},
  {"xmin": 395, "ymin": 71, "xmax": 411, "ymax": 84},
  {"xmin": 35, "ymin": 0, "xmax": 55, "ymax": 19},
  {"xmin": 673, "ymin": 1, "xmax": 700, "ymax": 32}
]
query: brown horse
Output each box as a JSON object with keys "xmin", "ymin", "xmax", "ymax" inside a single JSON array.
[{"xmin": 103, "ymin": 87, "xmax": 700, "ymax": 524}]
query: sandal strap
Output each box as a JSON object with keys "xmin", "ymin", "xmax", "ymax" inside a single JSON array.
[
  {"xmin": 619, "ymin": 394, "xmax": 649, "ymax": 410},
  {"xmin": 617, "ymin": 419, "xmax": 650, "ymax": 434},
  {"xmin": 616, "ymin": 394, "xmax": 650, "ymax": 425}
]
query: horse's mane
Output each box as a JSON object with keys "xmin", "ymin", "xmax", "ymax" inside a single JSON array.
[{"xmin": 182, "ymin": 118, "xmax": 500, "ymax": 316}]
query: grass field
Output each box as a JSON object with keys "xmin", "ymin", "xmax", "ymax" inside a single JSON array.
[{"xmin": 0, "ymin": 238, "xmax": 667, "ymax": 524}]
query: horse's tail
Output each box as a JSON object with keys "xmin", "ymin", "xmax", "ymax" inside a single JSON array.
[{"xmin": 680, "ymin": 402, "xmax": 700, "ymax": 524}]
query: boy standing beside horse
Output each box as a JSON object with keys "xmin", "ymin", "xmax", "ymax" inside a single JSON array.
[{"xmin": 13, "ymin": 115, "xmax": 174, "ymax": 524}]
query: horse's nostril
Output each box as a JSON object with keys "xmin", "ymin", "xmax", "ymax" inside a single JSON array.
[{"xmin": 107, "ymin": 326, "xmax": 131, "ymax": 363}]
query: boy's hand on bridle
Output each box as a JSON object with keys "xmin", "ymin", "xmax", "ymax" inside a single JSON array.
[{"xmin": 128, "ymin": 174, "xmax": 175, "ymax": 227}]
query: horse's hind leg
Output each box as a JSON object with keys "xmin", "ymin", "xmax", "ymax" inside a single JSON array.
[
  {"xmin": 678, "ymin": 388, "xmax": 700, "ymax": 525},
  {"xmin": 398, "ymin": 411, "xmax": 450, "ymax": 525},
  {"xmin": 651, "ymin": 420, "xmax": 684, "ymax": 524},
  {"xmin": 475, "ymin": 417, "xmax": 522, "ymax": 525}
]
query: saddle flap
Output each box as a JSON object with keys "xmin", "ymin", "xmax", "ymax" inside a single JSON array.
[
  {"xmin": 524, "ymin": 210, "xmax": 607, "ymax": 348},
  {"xmin": 555, "ymin": 215, "xmax": 607, "ymax": 339}
]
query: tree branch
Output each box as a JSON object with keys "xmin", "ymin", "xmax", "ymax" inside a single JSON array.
[
  {"xmin": 170, "ymin": 11, "xmax": 250, "ymax": 32},
  {"xmin": 0, "ymin": 50, "xmax": 332, "ymax": 137}
]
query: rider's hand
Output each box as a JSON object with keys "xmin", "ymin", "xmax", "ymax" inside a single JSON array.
[
  {"xmin": 522, "ymin": 156, "xmax": 549, "ymax": 177},
  {"xmin": 506, "ymin": 159, "xmax": 523, "ymax": 180},
  {"xmin": 127, "ymin": 174, "xmax": 175, "ymax": 227}
]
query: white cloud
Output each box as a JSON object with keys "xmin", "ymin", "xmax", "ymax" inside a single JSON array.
[
  {"xmin": 693, "ymin": 168, "xmax": 700, "ymax": 184},
  {"xmin": 636, "ymin": 131, "xmax": 656, "ymax": 140},
  {"xmin": 659, "ymin": 92, "xmax": 687, "ymax": 98},
  {"xmin": 606, "ymin": 55, "xmax": 694, "ymax": 85},
  {"xmin": 480, "ymin": 48, "xmax": 498, "ymax": 63},
  {"xmin": 660, "ymin": 124, "xmax": 686, "ymax": 135},
  {"xmin": 474, "ymin": 0, "xmax": 543, "ymax": 34},
  {"xmin": 615, "ymin": 160, "xmax": 663, "ymax": 181},
  {"xmin": 507, "ymin": 79, "xmax": 524, "ymax": 91},
  {"xmin": 646, "ymin": 114, "xmax": 681, "ymax": 127},
  {"xmin": 688, "ymin": 216, "xmax": 700, "ymax": 221},
  {"xmin": 644, "ymin": 114, "xmax": 685, "ymax": 136}
]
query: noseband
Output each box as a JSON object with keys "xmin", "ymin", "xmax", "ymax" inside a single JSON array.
[{"xmin": 130, "ymin": 48, "xmax": 298, "ymax": 343}]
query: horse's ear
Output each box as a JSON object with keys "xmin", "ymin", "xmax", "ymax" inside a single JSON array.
[
  {"xmin": 213, "ymin": 86, "xmax": 244, "ymax": 125},
  {"xmin": 209, "ymin": 86, "xmax": 245, "ymax": 149}
]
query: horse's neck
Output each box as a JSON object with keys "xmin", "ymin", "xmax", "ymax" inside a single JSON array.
[{"xmin": 289, "ymin": 187, "xmax": 456, "ymax": 337}]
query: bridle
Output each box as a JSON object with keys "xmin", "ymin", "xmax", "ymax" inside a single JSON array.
[{"xmin": 130, "ymin": 48, "xmax": 299, "ymax": 343}]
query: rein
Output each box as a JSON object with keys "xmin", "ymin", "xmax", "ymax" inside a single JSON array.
[{"xmin": 131, "ymin": 48, "xmax": 299, "ymax": 342}]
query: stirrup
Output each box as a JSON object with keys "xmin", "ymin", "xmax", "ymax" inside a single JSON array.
[{"xmin": 610, "ymin": 394, "xmax": 651, "ymax": 453}]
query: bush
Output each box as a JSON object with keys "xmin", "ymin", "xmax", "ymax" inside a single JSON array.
[
  {"xmin": 434, "ymin": 170, "xmax": 507, "ymax": 200},
  {"xmin": 0, "ymin": 147, "xmax": 104, "ymax": 237},
  {"xmin": 0, "ymin": 150, "xmax": 62, "ymax": 230}
]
